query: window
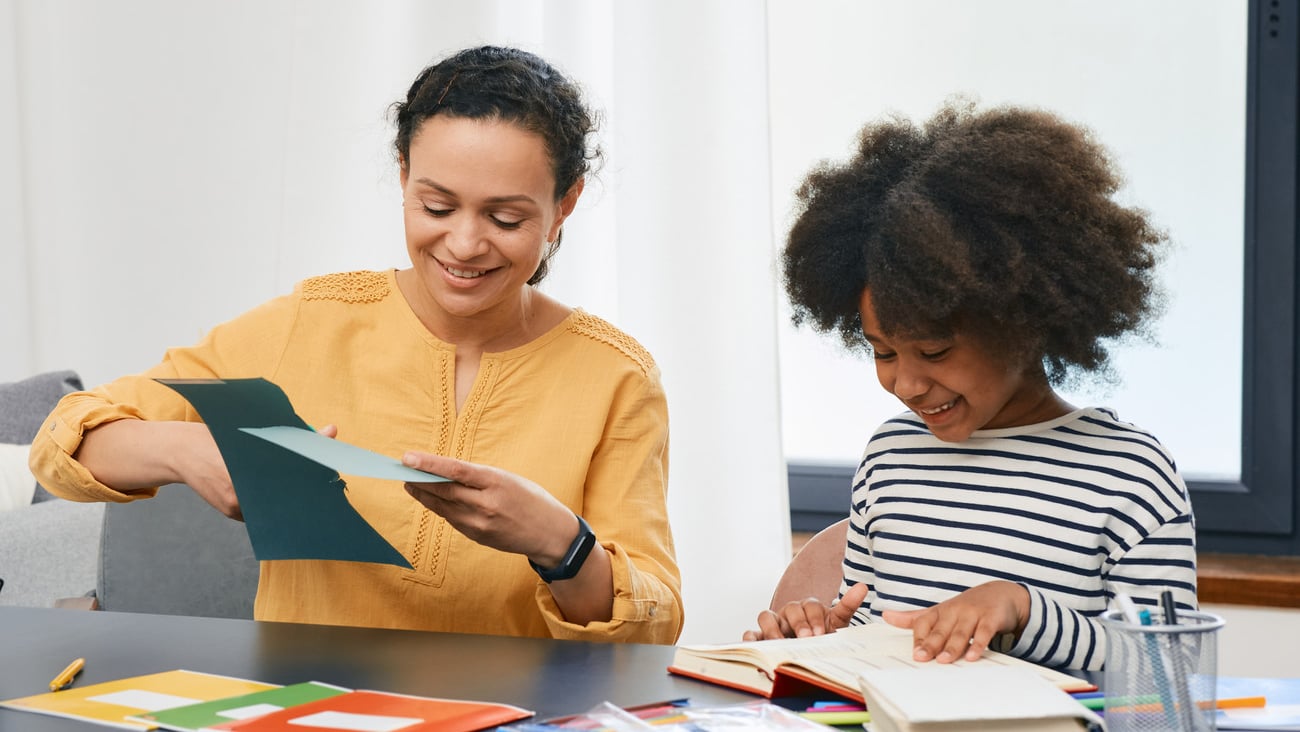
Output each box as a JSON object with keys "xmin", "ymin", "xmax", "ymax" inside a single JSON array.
[{"xmin": 774, "ymin": 0, "xmax": 1298, "ymax": 554}]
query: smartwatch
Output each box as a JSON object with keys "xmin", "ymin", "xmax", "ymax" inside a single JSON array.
[{"xmin": 529, "ymin": 514, "xmax": 597, "ymax": 583}]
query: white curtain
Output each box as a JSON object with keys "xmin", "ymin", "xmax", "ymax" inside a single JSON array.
[{"xmin": 2, "ymin": 0, "xmax": 790, "ymax": 644}]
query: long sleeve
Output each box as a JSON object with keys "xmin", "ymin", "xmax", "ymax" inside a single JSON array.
[
  {"xmin": 532, "ymin": 352, "xmax": 682, "ymax": 643},
  {"xmin": 29, "ymin": 292, "xmax": 300, "ymax": 503},
  {"xmin": 1011, "ymin": 513, "xmax": 1197, "ymax": 671},
  {"xmin": 840, "ymin": 407, "xmax": 1197, "ymax": 671}
]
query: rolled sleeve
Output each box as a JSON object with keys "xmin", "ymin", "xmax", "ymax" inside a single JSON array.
[
  {"xmin": 29, "ymin": 392, "xmax": 158, "ymax": 503},
  {"xmin": 535, "ymin": 540, "xmax": 683, "ymax": 643}
]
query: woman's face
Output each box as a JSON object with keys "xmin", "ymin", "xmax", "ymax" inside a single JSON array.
[
  {"xmin": 859, "ymin": 288, "xmax": 1062, "ymax": 442},
  {"xmin": 400, "ymin": 116, "xmax": 580, "ymax": 321}
]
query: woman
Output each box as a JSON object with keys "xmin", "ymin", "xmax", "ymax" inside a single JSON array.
[{"xmin": 29, "ymin": 46, "xmax": 682, "ymax": 643}]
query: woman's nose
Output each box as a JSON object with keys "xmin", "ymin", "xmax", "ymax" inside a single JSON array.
[{"xmin": 444, "ymin": 215, "xmax": 490, "ymax": 260}]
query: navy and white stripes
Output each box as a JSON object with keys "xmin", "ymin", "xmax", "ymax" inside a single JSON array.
[{"xmin": 842, "ymin": 407, "xmax": 1197, "ymax": 671}]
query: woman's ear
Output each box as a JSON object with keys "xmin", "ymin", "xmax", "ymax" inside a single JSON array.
[
  {"xmin": 398, "ymin": 156, "xmax": 409, "ymax": 190},
  {"xmin": 548, "ymin": 178, "xmax": 585, "ymax": 241}
]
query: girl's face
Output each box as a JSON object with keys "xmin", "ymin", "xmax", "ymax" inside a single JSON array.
[
  {"xmin": 859, "ymin": 288, "xmax": 1067, "ymax": 442},
  {"xmin": 400, "ymin": 116, "xmax": 580, "ymax": 322}
]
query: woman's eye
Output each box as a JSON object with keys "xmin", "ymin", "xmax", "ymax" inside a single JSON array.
[
  {"xmin": 490, "ymin": 215, "xmax": 523, "ymax": 230},
  {"xmin": 423, "ymin": 206, "xmax": 452, "ymax": 217}
]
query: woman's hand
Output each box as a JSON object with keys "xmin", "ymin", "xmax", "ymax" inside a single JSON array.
[
  {"xmin": 881, "ymin": 580, "xmax": 1030, "ymax": 663},
  {"xmin": 77, "ymin": 419, "xmax": 262, "ymax": 522},
  {"xmin": 400, "ymin": 452, "xmax": 577, "ymax": 560},
  {"xmin": 401, "ymin": 450, "xmax": 615, "ymax": 625},
  {"xmin": 742, "ymin": 582, "xmax": 869, "ymax": 641}
]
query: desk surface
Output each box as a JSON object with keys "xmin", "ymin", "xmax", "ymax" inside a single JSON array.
[{"xmin": 0, "ymin": 606, "xmax": 757, "ymax": 731}]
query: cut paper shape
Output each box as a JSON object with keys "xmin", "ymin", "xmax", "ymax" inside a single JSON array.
[
  {"xmin": 239, "ymin": 427, "xmax": 449, "ymax": 484},
  {"xmin": 0, "ymin": 669, "xmax": 277, "ymax": 731},
  {"xmin": 158, "ymin": 378, "xmax": 411, "ymax": 568},
  {"xmin": 206, "ymin": 689, "xmax": 532, "ymax": 732},
  {"xmin": 130, "ymin": 681, "xmax": 350, "ymax": 731}
]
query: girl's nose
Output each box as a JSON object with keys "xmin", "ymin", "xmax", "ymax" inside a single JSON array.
[{"xmin": 892, "ymin": 361, "xmax": 930, "ymax": 402}]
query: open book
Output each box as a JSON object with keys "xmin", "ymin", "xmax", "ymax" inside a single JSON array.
[{"xmin": 667, "ymin": 622, "xmax": 1094, "ymax": 703}]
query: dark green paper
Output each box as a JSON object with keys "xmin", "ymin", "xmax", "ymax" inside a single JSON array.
[{"xmin": 158, "ymin": 378, "xmax": 412, "ymax": 568}]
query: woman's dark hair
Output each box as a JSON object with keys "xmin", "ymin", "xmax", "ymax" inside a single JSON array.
[
  {"xmin": 391, "ymin": 45, "xmax": 601, "ymax": 285},
  {"xmin": 781, "ymin": 99, "xmax": 1168, "ymax": 385}
]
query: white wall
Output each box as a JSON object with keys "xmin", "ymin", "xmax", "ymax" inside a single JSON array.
[
  {"xmin": 769, "ymin": 0, "xmax": 1247, "ymax": 482},
  {"xmin": 0, "ymin": 1, "xmax": 31, "ymax": 379},
  {"xmin": 1203, "ymin": 604, "xmax": 1300, "ymax": 678}
]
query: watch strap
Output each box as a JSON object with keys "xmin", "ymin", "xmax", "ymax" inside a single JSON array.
[{"xmin": 529, "ymin": 514, "xmax": 596, "ymax": 583}]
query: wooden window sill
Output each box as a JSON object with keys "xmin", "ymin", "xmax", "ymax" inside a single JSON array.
[
  {"xmin": 1198, "ymin": 553, "xmax": 1300, "ymax": 608},
  {"xmin": 789, "ymin": 539, "xmax": 1300, "ymax": 609}
]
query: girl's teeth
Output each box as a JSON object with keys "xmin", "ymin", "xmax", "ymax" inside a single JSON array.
[{"xmin": 922, "ymin": 400, "xmax": 955, "ymax": 415}]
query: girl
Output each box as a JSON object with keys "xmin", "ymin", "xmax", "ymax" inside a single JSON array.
[{"xmin": 746, "ymin": 100, "xmax": 1196, "ymax": 671}]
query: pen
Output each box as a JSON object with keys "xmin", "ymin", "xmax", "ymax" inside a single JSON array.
[
  {"xmin": 1113, "ymin": 592, "xmax": 1142, "ymax": 624},
  {"xmin": 48, "ymin": 657, "xmax": 85, "ymax": 691},
  {"xmin": 1159, "ymin": 589, "xmax": 1179, "ymax": 625}
]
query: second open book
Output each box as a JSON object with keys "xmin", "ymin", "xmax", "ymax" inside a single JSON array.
[{"xmin": 668, "ymin": 621, "xmax": 1095, "ymax": 703}]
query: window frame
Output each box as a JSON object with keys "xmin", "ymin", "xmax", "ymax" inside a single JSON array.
[{"xmin": 788, "ymin": 0, "xmax": 1300, "ymax": 555}]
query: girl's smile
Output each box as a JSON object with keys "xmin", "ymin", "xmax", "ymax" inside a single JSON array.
[{"xmin": 859, "ymin": 288, "xmax": 1073, "ymax": 442}]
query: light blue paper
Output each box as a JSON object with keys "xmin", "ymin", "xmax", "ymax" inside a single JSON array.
[{"xmin": 240, "ymin": 426, "xmax": 452, "ymax": 483}]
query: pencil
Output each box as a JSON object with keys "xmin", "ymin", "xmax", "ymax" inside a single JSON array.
[{"xmin": 48, "ymin": 657, "xmax": 85, "ymax": 692}]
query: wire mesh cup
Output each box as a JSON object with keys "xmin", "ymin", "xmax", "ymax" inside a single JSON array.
[{"xmin": 1102, "ymin": 608, "xmax": 1226, "ymax": 732}]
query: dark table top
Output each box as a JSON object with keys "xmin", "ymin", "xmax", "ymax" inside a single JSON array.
[{"xmin": 0, "ymin": 606, "xmax": 757, "ymax": 731}]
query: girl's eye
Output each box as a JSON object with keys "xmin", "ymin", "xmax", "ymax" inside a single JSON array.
[
  {"xmin": 922, "ymin": 348, "xmax": 950, "ymax": 360},
  {"xmin": 871, "ymin": 350, "xmax": 896, "ymax": 362}
]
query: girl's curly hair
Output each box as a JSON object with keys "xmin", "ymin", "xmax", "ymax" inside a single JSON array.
[{"xmin": 782, "ymin": 99, "xmax": 1168, "ymax": 385}]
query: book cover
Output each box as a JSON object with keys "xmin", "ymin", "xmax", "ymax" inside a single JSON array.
[
  {"xmin": 668, "ymin": 622, "xmax": 1094, "ymax": 702},
  {"xmin": 127, "ymin": 681, "xmax": 349, "ymax": 731},
  {"xmin": 0, "ymin": 669, "xmax": 279, "ymax": 730},
  {"xmin": 206, "ymin": 689, "xmax": 533, "ymax": 732},
  {"xmin": 857, "ymin": 665, "xmax": 1102, "ymax": 732}
]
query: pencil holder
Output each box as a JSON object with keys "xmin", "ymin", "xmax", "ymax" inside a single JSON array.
[{"xmin": 1101, "ymin": 609, "xmax": 1226, "ymax": 732}]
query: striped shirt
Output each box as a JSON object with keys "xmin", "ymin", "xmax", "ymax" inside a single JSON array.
[{"xmin": 842, "ymin": 407, "xmax": 1197, "ymax": 671}]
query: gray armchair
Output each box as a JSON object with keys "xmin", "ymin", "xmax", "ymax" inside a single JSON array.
[
  {"xmin": 0, "ymin": 370, "xmax": 258, "ymax": 619},
  {"xmin": 72, "ymin": 484, "xmax": 259, "ymax": 619}
]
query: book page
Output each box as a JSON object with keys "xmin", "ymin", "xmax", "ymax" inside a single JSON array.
[{"xmin": 676, "ymin": 621, "xmax": 914, "ymax": 671}]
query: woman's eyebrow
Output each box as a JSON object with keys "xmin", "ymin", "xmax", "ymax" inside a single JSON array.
[{"xmin": 413, "ymin": 177, "xmax": 536, "ymax": 206}]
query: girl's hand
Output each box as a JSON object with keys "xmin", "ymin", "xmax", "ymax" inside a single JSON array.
[
  {"xmin": 742, "ymin": 582, "xmax": 869, "ymax": 641},
  {"xmin": 881, "ymin": 580, "xmax": 1030, "ymax": 663}
]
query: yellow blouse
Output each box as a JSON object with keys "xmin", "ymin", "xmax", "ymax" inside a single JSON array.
[{"xmin": 30, "ymin": 270, "xmax": 682, "ymax": 643}]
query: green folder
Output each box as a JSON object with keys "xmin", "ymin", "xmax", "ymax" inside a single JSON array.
[
  {"xmin": 158, "ymin": 378, "xmax": 412, "ymax": 568},
  {"xmin": 127, "ymin": 681, "xmax": 348, "ymax": 731}
]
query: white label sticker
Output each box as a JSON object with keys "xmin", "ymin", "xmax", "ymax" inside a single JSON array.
[
  {"xmin": 87, "ymin": 690, "xmax": 200, "ymax": 711},
  {"xmin": 287, "ymin": 710, "xmax": 422, "ymax": 731},
  {"xmin": 218, "ymin": 703, "xmax": 284, "ymax": 719}
]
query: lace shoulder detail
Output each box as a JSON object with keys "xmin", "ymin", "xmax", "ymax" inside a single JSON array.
[
  {"xmin": 568, "ymin": 311, "xmax": 657, "ymax": 377},
  {"xmin": 299, "ymin": 271, "xmax": 391, "ymax": 303}
]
